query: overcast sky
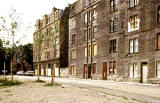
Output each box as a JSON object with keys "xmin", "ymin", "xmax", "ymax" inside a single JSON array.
[{"xmin": 0, "ymin": 0, "xmax": 76, "ymax": 45}]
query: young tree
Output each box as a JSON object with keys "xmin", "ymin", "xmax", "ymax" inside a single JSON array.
[
  {"xmin": 34, "ymin": 32, "xmax": 42, "ymax": 80},
  {"xmin": 47, "ymin": 22, "xmax": 64, "ymax": 85},
  {"xmin": 0, "ymin": 8, "xmax": 22, "ymax": 81}
]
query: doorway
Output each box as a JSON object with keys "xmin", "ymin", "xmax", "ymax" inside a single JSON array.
[
  {"xmin": 141, "ymin": 62, "xmax": 148, "ymax": 83},
  {"xmin": 103, "ymin": 62, "xmax": 107, "ymax": 80}
]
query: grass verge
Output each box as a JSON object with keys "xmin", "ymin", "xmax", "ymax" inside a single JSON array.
[
  {"xmin": 45, "ymin": 82, "xmax": 61, "ymax": 87},
  {"xmin": 0, "ymin": 78, "xmax": 23, "ymax": 87},
  {"xmin": 34, "ymin": 79, "xmax": 46, "ymax": 83}
]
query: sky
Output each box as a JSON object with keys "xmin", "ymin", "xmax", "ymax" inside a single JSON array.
[{"xmin": 0, "ymin": 0, "xmax": 77, "ymax": 45}]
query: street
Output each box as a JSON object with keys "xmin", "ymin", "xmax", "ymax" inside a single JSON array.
[{"xmin": 7, "ymin": 76, "xmax": 160, "ymax": 103}]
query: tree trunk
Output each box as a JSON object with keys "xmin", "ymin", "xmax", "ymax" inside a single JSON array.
[
  {"xmin": 11, "ymin": 58, "xmax": 13, "ymax": 81},
  {"xmin": 51, "ymin": 64, "xmax": 55, "ymax": 85},
  {"xmin": 4, "ymin": 61, "xmax": 6, "ymax": 80},
  {"xmin": 38, "ymin": 62, "xmax": 40, "ymax": 80}
]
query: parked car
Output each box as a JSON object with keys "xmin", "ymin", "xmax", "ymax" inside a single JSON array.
[
  {"xmin": 2, "ymin": 70, "xmax": 8, "ymax": 75},
  {"xmin": 16, "ymin": 71, "xmax": 25, "ymax": 75},
  {"xmin": 25, "ymin": 71, "xmax": 34, "ymax": 76}
]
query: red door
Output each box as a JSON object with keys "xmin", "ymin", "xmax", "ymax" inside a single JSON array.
[{"xmin": 103, "ymin": 62, "xmax": 107, "ymax": 80}]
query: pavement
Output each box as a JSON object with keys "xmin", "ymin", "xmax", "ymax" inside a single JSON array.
[{"xmin": 2, "ymin": 75, "xmax": 160, "ymax": 103}]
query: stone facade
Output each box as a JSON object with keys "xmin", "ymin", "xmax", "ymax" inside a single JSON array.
[
  {"xmin": 68, "ymin": 0, "xmax": 160, "ymax": 83},
  {"xmin": 33, "ymin": 7, "xmax": 69, "ymax": 76}
]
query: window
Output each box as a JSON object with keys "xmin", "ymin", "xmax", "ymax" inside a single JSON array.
[
  {"xmin": 71, "ymin": 5, "xmax": 76, "ymax": 14},
  {"xmin": 89, "ymin": 11, "xmax": 92, "ymax": 22},
  {"xmin": 157, "ymin": 62, "xmax": 160, "ymax": 78},
  {"xmin": 93, "ymin": 9, "xmax": 97, "ymax": 20},
  {"xmin": 89, "ymin": 28, "xmax": 91, "ymax": 39},
  {"xmin": 158, "ymin": 6, "xmax": 160, "ymax": 23},
  {"xmin": 72, "ymin": 34, "xmax": 76, "ymax": 45},
  {"xmin": 129, "ymin": 63, "xmax": 138, "ymax": 78},
  {"xmin": 71, "ymin": 50, "xmax": 76, "ymax": 59},
  {"xmin": 109, "ymin": 39, "xmax": 117, "ymax": 53},
  {"xmin": 46, "ymin": 52, "xmax": 50, "ymax": 60},
  {"xmin": 110, "ymin": 0, "xmax": 118, "ymax": 13},
  {"xmin": 93, "ymin": 63, "xmax": 96, "ymax": 74},
  {"xmin": 84, "ymin": 0, "xmax": 89, "ymax": 6},
  {"xmin": 84, "ymin": 46, "xmax": 87, "ymax": 57},
  {"xmin": 93, "ymin": 26, "xmax": 97, "ymax": 37},
  {"xmin": 84, "ymin": 13, "xmax": 88, "ymax": 24},
  {"xmin": 84, "ymin": 30, "xmax": 87, "ymax": 41},
  {"xmin": 48, "ymin": 64, "xmax": 51, "ymax": 68},
  {"xmin": 93, "ymin": 44, "xmax": 97, "ymax": 56},
  {"xmin": 110, "ymin": 18, "xmax": 117, "ymax": 33},
  {"xmin": 70, "ymin": 18, "xmax": 76, "ymax": 29},
  {"xmin": 109, "ymin": 61, "xmax": 116, "ymax": 74},
  {"xmin": 128, "ymin": 15, "xmax": 140, "ymax": 32},
  {"xmin": 89, "ymin": 45, "xmax": 91, "ymax": 56},
  {"xmin": 129, "ymin": 0, "xmax": 139, "ymax": 8},
  {"xmin": 71, "ymin": 65, "xmax": 76, "ymax": 75},
  {"xmin": 129, "ymin": 38, "xmax": 138, "ymax": 53},
  {"xmin": 158, "ymin": 33, "xmax": 160, "ymax": 50}
]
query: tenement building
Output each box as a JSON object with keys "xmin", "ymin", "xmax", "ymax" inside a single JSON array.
[
  {"xmin": 33, "ymin": 7, "xmax": 69, "ymax": 76},
  {"xmin": 68, "ymin": 0, "xmax": 160, "ymax": 83}
]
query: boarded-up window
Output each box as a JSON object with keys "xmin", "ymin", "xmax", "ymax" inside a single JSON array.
[
  {"xmin": 157, "ymin": 62, "xmax": 160, "ymax": 78},
  {"xmin": 84, "ymin": 46, "xmax": 87, "ymax": 57},
  {"xmin": 158, "ymin": 34, "xmax": 160, "ymax": 50},
  {"xmin": 72, "ymin": 50, "xmax": 76, "ymax": 59},
  {"xmin": 93, "ymin": 63, "xmax": 96, "ymax": 74},
  {"xmin": 71, "ymin": 65, "xmax": 76, "ymax": 75},
  {"xmin": 93, "ymin": 44, "xmax": 97, "ymax": 56}
]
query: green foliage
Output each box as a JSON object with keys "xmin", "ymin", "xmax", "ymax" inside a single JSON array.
[
  {"xmin": 22, "ymin": 43, "xmax": 33, "ymax": 66},
  {"xmin": 45, "ymin": 82, "xmax": 61, "ymax": 87},
  {"xmin": 34, "ymin": 79, "xmax": 46, "ymax": 83},
  {"xmin": 0, "ymin": 78, "xmax": 23, "ymax": 87}
]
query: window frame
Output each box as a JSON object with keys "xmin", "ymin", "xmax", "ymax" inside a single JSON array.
[
  {"xmin": 157, "ymin": 33, "xmax": 160, "ymax": 50},
  {"xmin": 158, "ymin": 6, "xmax": 160, "ymax": 23},
  {"xmin": 129, "ymin": 38, "xmax": 139, "ymax": 53},
  {"xmin": 72, "ymin": 34, "xmax": 76, "ymax": 45},
  {"xmin": 110, "ymin": 0, "xmax": 118, "ymax": 13},
  {"xmin": 129, "ymin": 0, "xmax": 139, "ymax": 8},
  {"xmin": 110, "ymin": 18, "xmax": 118, "ymax": 33},
  {"xmin": 129, "ymin": 63, "xmax": 138, "ymax": 78},
  {"xmin": 109, "ymin": 39, "xmax": 117, "ymax": 53},
  {"xmin": 128, "ymin": 14, "xmax": 139, "ymax": 32}
]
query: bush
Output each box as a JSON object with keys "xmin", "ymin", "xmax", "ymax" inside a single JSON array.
[
  {"xmin": 45, "ymin": 82, "xmax": 61, "ymax": 87},
  {"xmin": 35, "ymin": 79, "xmax": 46, "ymax": 83}
]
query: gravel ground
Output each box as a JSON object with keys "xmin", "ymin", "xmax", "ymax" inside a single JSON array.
[{"xmin": 0, "ymin": 80, "xmax": 142, "ymax": 103}]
